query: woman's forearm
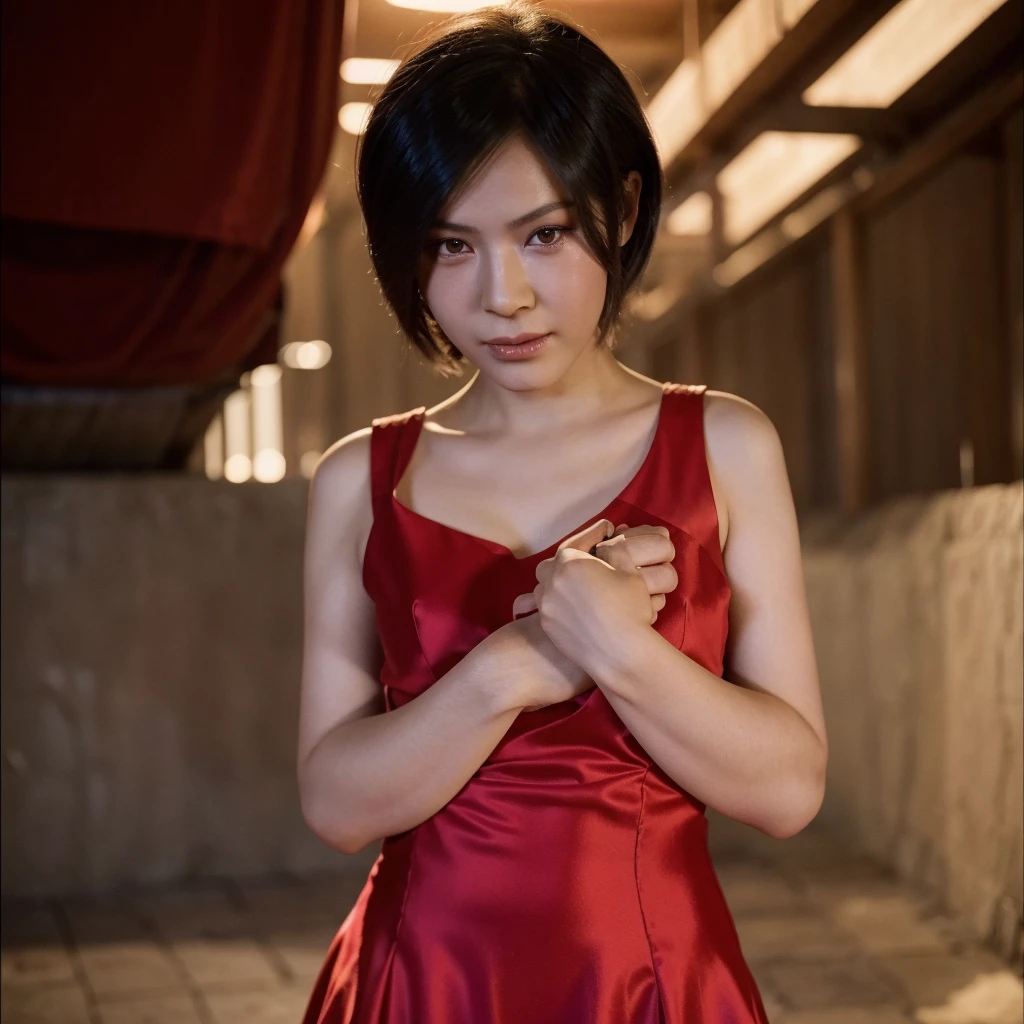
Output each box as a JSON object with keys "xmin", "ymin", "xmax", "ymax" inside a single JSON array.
[
  {"xmin": 590, "ymin": 626, "xmax": 826, "ymax": 839},
  {"xmin": 299, "ymin": 643, "xmax": 524, "ymax": 854}
]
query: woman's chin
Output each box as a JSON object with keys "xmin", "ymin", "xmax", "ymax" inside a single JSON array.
[{"xmin": 459, "ymin": 334, "xmax": 609, "ymax": 392}]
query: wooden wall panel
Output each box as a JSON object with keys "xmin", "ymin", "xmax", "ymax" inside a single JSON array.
[
  {"xmin": 1004, "ymin": 108, "xmax": 1024, "ymax": 478},
  {"xmin": 697, "ymin": 238, "xmax": 834, "ymax": 511},
  {"xmin": 863, "ymin": 151, "xmax": 1012, "ymax": 501}
]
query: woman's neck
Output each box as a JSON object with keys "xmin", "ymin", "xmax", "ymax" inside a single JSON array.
[{"xmin": 439, "ymin": 347, "xmax": 656, "ymax": 439}]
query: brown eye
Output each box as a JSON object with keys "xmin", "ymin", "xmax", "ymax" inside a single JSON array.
[
  {"xmin": 428, "ymin": 238, "xmax": 468, "ymax": 258},
  {"xmin": 531, "ymin": 226, "xmax": 569, "ymax": 246}
]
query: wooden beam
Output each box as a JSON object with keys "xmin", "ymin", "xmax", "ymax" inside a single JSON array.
[
  {"xmin": 664, "ymin": 0, "xmax": 893, "ymax": 175},
  {"xmin": 679, "ymin": 65, "xmax": 1022, "ymax": 299},
  {"xmin": 682, "ymin": 0, "xmax": 701, "ymax": 61},
  {"xmin": 853, "ymin": 69, "xmax": 1024, "ymax": 214},
  {"xmin": 765, "ymin": 100, "xmax": 909, "ymax": 143},
  {"xmin": 830, "ymin": 207, "xmax": 869, "ymax": 511}
]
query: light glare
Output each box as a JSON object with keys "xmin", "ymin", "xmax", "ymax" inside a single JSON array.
[
  {"xmin": 281, "ymin": 340, "xmax": 332, "ymax": 371},
  {"xmin": 341, "ymin": 58, "xmax": 400, "ymax": 85},
  {"xmin": 717, "ymin": 131, "xmax": 860, "ymax": 245},
  {"xmin": 223, "ymin": 389, "xmax": 251, "ymax": 485},
  {"xmin": 803, "ymin": 0, "xmax": 1007, "ymax": 108},
  {"xmin": 647, "ymin": 59, "xmax": 702, "ymax": 161},
  {"xmin": 253, "ymin": 449, "xmax": 287, "ymax": 483},
  {"xmin": 667, "ymin": 192, "xmax": 712, "ymax": 236},
  {"xmin": 339, "ymin": 102, "xmax": 372, "ymax": 135},
  {"xmin": 250, "ymin": 364, "xmax": 282, "ymax": 388},
  {"xmin": 224, "ymin": 453, "xmax": 252, "ymax": 484}
]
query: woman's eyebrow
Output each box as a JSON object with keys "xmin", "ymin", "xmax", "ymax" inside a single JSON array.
[{"xmin": 432, "ymin": 200, "xmax": 574, "ymax": 233}]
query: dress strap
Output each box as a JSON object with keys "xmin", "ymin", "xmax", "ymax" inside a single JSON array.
[
  {"xmin": 368, "ymin": 406, "xmax": 426, "ymax": 514},
  {"xmin": 646, "ymin": 382, "xmax": 725, "ymax": 574}
]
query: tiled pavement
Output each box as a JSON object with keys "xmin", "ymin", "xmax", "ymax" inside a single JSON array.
[{"xmin": 3, "ymin": 827, "xmax": 1021, "ymax": 1024}]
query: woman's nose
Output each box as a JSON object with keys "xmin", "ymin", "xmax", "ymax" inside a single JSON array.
[{"xmin": 481, "ymin": 244, "xmax": 535, "ymax": 316}]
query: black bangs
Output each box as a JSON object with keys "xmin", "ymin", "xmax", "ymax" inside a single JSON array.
[{"xmin": 356, "ymin": 1, "xmax": 662, "ymax": 374}]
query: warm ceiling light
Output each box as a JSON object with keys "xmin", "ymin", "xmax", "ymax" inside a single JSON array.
[
  {"xmin": 386, "ymin": 0, "xmax": 494, "ymax": 10},
  {"xmin": 341, "ymin": 58, "xmax": 400, "ymax": 85},
  {"xmin": 223, "ymin": 389, "xmax": 251, "ymax": 484},
  {"xmin": 281, "ymin": 340, "xmax": 332, "ymax": 371},
  {"xmin": 250, "ymin": 364, "xmax": 284, "ymax": 483},
  {"xmin": 252, "ymin": 449, "xmax": 286, "ymax": 484},
  {"xmin": 339, "ymin": 102, "xmax": 372, "ymax": 135},
  {"xmin": 647, "ymin": 59, "xmax": 702, "ymax": 162},
  {"xmin": 224, "ymin": 453, "xmax": 252, "ymax": 484},
  {"xmin": 250, "ymin": 363, "xmax": 282, "ymax": 388},
  {"xmin": 803, "ymin": 0, "xmax": 1008, "ymax": 108},
  {"xmin": 666, "ymin": 191, "xmax": 712, "ymax": 236},
  {"xmin": 717, "ymin": 131, "xmax": 860, "ymax": 245},
  {"xmin": 649, "ymin": 0, "xmax": 820, "ymax": 165},
  {"xmin": 701, "ymin": 0, "xmax": 780, "ymax": 115}
]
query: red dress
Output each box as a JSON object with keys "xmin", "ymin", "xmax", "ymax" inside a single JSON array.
[{"xmin": 303, "ymin": 382, "xmax": 769, "ymax": 1024}]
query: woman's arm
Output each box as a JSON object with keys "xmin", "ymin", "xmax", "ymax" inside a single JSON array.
[
  {"xmin": 296, "ymin": 430, "xmax": 590, "ymax": 854},
  {"xmin": 529, "ymin": 394, "xmax": 827, "ymax": 839}
]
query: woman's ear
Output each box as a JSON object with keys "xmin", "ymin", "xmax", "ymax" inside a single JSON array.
[{"xmin": 618, "ymin": 171, "xmax": 643, "ymax": 247}]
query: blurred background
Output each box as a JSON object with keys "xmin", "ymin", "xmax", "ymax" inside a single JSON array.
[{"xmin": 1, "ymin": 1, "xmax": 1022, "ymax": 1022}]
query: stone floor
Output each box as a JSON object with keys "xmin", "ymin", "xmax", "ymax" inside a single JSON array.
[{"xmin": 3, "ymin": 826, "xmax": 1022, "ymax": 1024}]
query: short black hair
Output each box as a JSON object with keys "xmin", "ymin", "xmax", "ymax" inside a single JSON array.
[{"xmin": 356, "ymin": 1, "xmax": 662, "ymax": 375}]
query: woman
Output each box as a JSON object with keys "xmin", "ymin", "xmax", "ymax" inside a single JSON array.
[{"xmin": 299, "ymin": 4, "xmax": 826, "ymax": 1021}]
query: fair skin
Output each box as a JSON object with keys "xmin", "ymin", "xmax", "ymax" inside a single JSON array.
[{"xmin": 298, "ymin": 134, "xmax": 826, "ymax": 853}]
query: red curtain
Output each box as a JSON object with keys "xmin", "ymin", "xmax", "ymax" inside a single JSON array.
[{"xmin": 1, "ymin": 0, "xmax": 344, "ymax": 386}]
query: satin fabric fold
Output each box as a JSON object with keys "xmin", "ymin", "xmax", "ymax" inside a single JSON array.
[{"xmin": 304, "ymin": 383, "xmax": 769, "ymax": 1023}]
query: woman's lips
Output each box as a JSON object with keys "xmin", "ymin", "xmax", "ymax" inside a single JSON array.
[
  {"xmin": 484, "ymin": 332, "xmax": 549, "ymax": 346},
  {"xmin": 483, "ymin": 333, "xmax": 551, "ymax": 361}
]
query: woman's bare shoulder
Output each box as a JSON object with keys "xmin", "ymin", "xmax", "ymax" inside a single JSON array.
[
  {"xmin": 307, "ymin": 426, "xmax": 375, "ymax": 554},
  {"xmin": 701, "ymin": 389, "xmax": 790, "ymax": 527},
  {"xmin": 702, "ymin": 390, "xmax": 780, "ymax": 457},
  {"xmin": 314, "ymin": 426, "xmax": 373, "ymax": 491},
  {"xmin": 702, "ymin": 389, "xmax": 786, "ymax": 488}
]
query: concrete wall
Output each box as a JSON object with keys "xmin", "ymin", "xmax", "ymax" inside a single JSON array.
[
  {"xmin": 2, "ymin": 476, "xmax": 1021, "ymax": 961},
  {"xmin": 803, "ymin": 482, "xmax": 1023, "ymax": 961},
  {"xmin": 1, "ymin": 476, "xmax": 353, "ymax": 897}
]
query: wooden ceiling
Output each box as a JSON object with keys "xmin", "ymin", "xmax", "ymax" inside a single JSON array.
[
  {"xmin": 348, "ymin": 0, "xmax": 690, "ymax": 97},
  {"xmin": 322, "ymin": 0, "xmax": 746, "ymax": 212}
]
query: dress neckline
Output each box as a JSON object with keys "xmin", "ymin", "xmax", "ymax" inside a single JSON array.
[{"xmin": 390, "ymin": 382, "xmax": 671, "ymax": 563}]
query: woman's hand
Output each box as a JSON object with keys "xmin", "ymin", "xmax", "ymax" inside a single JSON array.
[
  {"xmin": 602, "ymin": 522, "xmax": 677, "ymax": 620},
  {"xmin": 484, "ymin": 611, "xmax": 596, "ymax": 712},
  {"xmin": 511, "ymin": 519, "xmax": 677, "ymax": 676}
]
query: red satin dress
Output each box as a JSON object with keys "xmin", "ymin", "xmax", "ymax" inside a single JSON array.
[{"xmin": 303, "ymin": 382, "xmax": 769, "ymax": 1024}]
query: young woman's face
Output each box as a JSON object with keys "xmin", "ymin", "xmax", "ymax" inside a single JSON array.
[{"xmin": 418, "ymin": 134, "xmax": 634, "ymax": 391}]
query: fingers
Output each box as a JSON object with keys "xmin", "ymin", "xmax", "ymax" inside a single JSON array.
[
  {"xmin": 594, "ymin": 528, "xmax": 674, "ymax": 569},
  {"xmin": 637, "ymin": 561, "xmax": 678, "ymax": 596},
  {"xmin": 512, "ymin": 592, "xmax": 538, "ymax": 618},
  {"xmin": 613, "ymin": 523, "xmax": 669, "ymax": 541},
  {"xmin": 590, "ymin": 534, "xmax": 636, "ymax": 573},
  {"xmin": 537, "ymin": 520, "xmax": 675, "ymax": 592},
  {"xmin": 538, "ymin": 519, "xmax": 615, "ymax": 587},
  {"xmin": 557, "ymin": 518, "xmax": 615, "ymax": 554}
]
